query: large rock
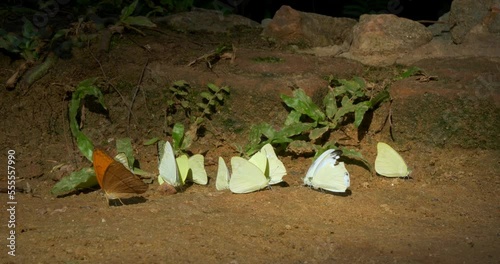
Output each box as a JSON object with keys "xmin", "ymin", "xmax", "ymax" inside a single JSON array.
[
  {"xmin": 262, "ymin": 5, "xmax": 357, "ymax": 47},
  {"xmin": 340, "ymin": 14, "xmax": 432, "ymax": 66},
  {"xmin": 161, "ymin": 8, "xmax": 261, "ymax": 33},
  {"xmin": 350, "ymin": 14, "xmax": 432, "ymax": 56},
  {"xmin": 449, "ymin": 0, "xmax": 500, "ymax": 44}
]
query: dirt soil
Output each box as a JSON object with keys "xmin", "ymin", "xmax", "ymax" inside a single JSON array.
[{"xmin": 0, "ymin": 26, "xmax": 499, "ymax": 263}]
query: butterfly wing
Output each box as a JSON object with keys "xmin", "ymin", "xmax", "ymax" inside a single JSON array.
[
  {"xmin": 260, "ymin": 144, "xmax": 286, "ymax": 185},
  {"xmin": 248, "ymin": 151, "xmax": 268, "ymax": 175},
  {"xmin": 229, "ymin": 157, "xmax": 269, "ymax": 194},
  {"xmin": 375, "ymin": 142, "xmax": 409, "ymax": 177},
  {"xmin": 102, "ymin": 161, "xmax": 148, "ymax": 199},
  {"xmin": 311, "ymin": 161, "xmax": 350, "ymax": 193},
  {"xmin": 216, "ymin": 157, "xmax": 230, "ymax": 191},
  {"xmin": 114, "ymin": 153, "xmax": 131, "ymax": 170},
  {"xmin": 187, "ymin": 154, "xmax": 208, "ymax": 185},
  {"xmin": 93, "ymin": 148, "xmax": 116, "ymax": 188},
  {"xmin": 158, "ymin": 141, "xmax": 181, "ymax": 186},
  {"xmin": 304, "ymin": 149, "xmax": 342, "ymax": 186},
  {"xmin": 176, "ymin": 155, "xmax": 189, "ymax": 185}
]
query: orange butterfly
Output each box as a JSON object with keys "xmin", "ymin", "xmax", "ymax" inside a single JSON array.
[{"xmin": 92, "ymin": 148, "xmax": 148, "ymax": 201}]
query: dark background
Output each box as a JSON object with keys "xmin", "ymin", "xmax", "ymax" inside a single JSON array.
[
  {"xmin": 2, "ymin": 0, "xmax": 453, "ymax": 22},
  {"xmin": 198, "ymin": 0, "xmax": 453, "ymax": 21}
]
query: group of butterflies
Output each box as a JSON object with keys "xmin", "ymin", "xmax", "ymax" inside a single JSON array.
[{"xmin": 92, "ymin": 141, "xmax": 411, "ymax": 200}]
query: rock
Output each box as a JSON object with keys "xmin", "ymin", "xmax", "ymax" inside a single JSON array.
[
  {"xmin": 350, "ymin": 14, "xmax": 432, "ymax": 56},
  {"xmin": 428, "ymin": 12, "xmax": 452, "ymax": 37},
  {"xmin": 262, "ymin": 5, "xmax": 357, "ymax": 47},
  {"xmin": 341, "ymin": 14, "xmax": 432, "ymax": 66},
  {"xmin": 161, "ymin": 7, "xmax": 261, "ymax": 33},
  {"xmin": 449, "ymin": 0, "xmax": 500, "ymax": 44}
]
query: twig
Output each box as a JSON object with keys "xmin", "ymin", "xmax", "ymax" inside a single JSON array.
[{"xmin": 128, "ymin": 58, "xmax": 149, "ymax": 131}]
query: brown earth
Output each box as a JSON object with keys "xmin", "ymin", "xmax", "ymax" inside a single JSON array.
[{"xmin": 0, "ymin": 26, "xmax": 499, "ymax": 263}]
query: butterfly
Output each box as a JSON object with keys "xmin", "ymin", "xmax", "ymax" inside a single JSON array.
[
  {"xmin": 229, "ymin": 155, "xmax": 269, "ymax": 194},
  {"xmin": 92, "ymin": 148, "xmax": 148, "ymax": 200},
  {"xmin": 158, "ymin": 141, "xmax": 182, "ymax": 187},
  {"xmin": 215, "ymin": 157, "xmax": 230, "ymax": 191},
  {"xmin": 259, "ymin": 143, "xmax": 286, "ymax": 185},
  {"xmin": 375, "ymin": 142, "xmax": 411, "ymax": 177},
  {"xmin": 304, "ymin": 149, "xmax": 350, "ymax": 193},
  {"xmin": 185, "ymin": 154, "xmax": 208, "ymax": 185},
  {"xmin": 221, "ymin": 144, "xmax": 286, "ymax": 193},
  {"xmin": 158, "ymin": 141, "xmax": 208, "ymax": 188}
]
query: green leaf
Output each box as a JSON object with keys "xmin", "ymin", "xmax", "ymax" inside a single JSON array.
[
  {"xmin": 369, "ymin": 90, "xmax": 390, "ymax": 108},
  {"xmin": 144, "ymin": 137, "xmax": 160, "ymax": 146},
  {"xmin": 197, "ymin": 102, "xmax": 208, "ymax": 109},
  {"xmin": 51, "ymin": 167, "xmax": 98, "ymax": 196},
  {"xmin": 276, "ymin": 122, "xmax": 314, "ymax": 139},
  {"xmin": 396, "ymin": 66, "xmax": 422, "ymax": 80},
  {"xmin": 22, "ymin": 18, "xmax": 37, "ymax": 39},
  {"xmin": 172, "ymin": 123, "xmax": 185, "ymax": 151},
  {"xmin": 207, "ymin": 83, "xmax": 220, "ymax": 93},
  {"xmin": 284, "ymin": 110, "xmax": 301, "ymax": 126},
  {"xmin": 200, "ymin": 92, "xmax": 213, "ymax": 100},
  {"xmin": 121, "ymin": 0, "xmax": 138, "ymax": 20},
  {"xmin": 280, "ymin": 89, "xmax": 325, "ymax": 122},
  {"xmin": 247, "ymin": 123, "xmax": 275, "ymax": 151},
  {"xmin": 309, "ymin": 126, "xmax": 329, "ymax": 141},
  {"xmin": 173, "ymin": 80, "xmax": 189, "ymax": 87},
  {"xmin": 180, "ymin": 100, "xmax": 190, "ymax": 108},
  {"xmin": 176, "ymin": 90, "xmax": 188, "ymax": 96},
  {"xmin": 338, "ymin": 77, "xmax": 365, "ymax": 98},
  {"xmin": 340, "ymin": 147, "xmax": 373, "ymax": 174},
  {"xmin": 221, "ymin": 86, "xmax": 230, "ymax": 93},
  {"xmin": 116, "ymin": 138, "xmax": 134, "ymax": 167},
  {"xmin": 323, "ymin": 90, "xmax": 337, "ymax": 119},
  {"xmin": 354, "ymin": 102, "xmax": 370, "ymax": 127},
  {"xmin": 215, "ymin": 93, "xmax": 224, "ymax": 101},
  {"xmin": 122, "ymin": 16, "xmax": 157, "ymax": 27},
  {"xmin": 329, "ymin": 96, "xmax": 354, "ymax": 127},
  {"xmin": 69, "ymin": 78, "xmax": 105, "ymax": 162}
]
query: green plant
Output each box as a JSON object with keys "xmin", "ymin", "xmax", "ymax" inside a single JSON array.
[
  {"xmin": 68, "ymin": 78, "xmax": 106, "ymax": 161},
  {"xmin": 52, "ymin": 79, "xmax": 154, "ymax": 196},
  {"xmin": 1, "ymin": 18, "xmax": 68, "ymax": 89},
  {"xmin": 245, "ymin": 76, "xmax": 390, "ymax": 168},
  {"xmin": 114, "ymin": 0, "xmax": 156, "ymax": 35},
  {"xmin": 165, "ymin": 81, "xmax": 230, "ymax": 154}
]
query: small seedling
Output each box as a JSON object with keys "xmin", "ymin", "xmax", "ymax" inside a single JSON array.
[{"xmin": 164, "ymin": 81, "xmax": 230, "ymax": 153}]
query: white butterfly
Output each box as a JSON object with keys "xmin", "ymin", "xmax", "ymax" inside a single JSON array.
[
  {"xmin": 229, "ymin": 156, "xmax": 269, "ymax": 194},
  {"xmin": 259, "ymin": 143, "xmax": 286, "ymax": 185},
  {"xmin": 304, "ymin": 149, "xmax": 350, "ymax": 193},
  {"xmin": 375, "ymin": 142, "xmax": 411, "ymax": 177},
  {"xmin": 215, "ymin": 157, "xmax": 230, "ymax": 191},
  {"xmin": 186, "ymin": 154, "xmax": 208, "ymax": 185},
  {"xmin": 158, "ymin": 141, "xmax": 181, "ymax": 187},
  {"xmin": 158, "ymin": 141, "xmax": 208, "ymax": 187}
]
